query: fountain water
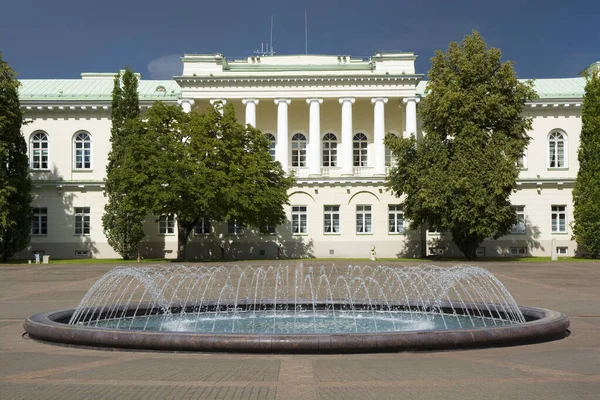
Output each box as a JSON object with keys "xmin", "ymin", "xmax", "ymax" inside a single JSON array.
[{"xmin": 24, "ymin": 264, "xmax": 569, "ymax": 353}]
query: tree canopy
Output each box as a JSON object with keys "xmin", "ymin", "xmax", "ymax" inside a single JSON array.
[
  {"xmin": 0, "ymin": 52, "xmax": 32, "ymax": 261},
  {"xmin": 122, "ymin": 102, "xmax": 294, "ymax": 260},
  {"xmin": 385, "ymin": 31, "xmax": 537, "ymax": 259},
  {"xmin": 102, "ymin": 69, "xmax": 145, "ymax": 259},
  {"xmin": 572, "ymin": 71, "xmax": 600, "ymax": 257}
]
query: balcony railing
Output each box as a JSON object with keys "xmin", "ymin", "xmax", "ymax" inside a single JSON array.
[
  {"xmin": 353, "ymin": 166, "xmax": 374, "ymax": 176},
  {"xmin": 321, "ymin": 167, "xmax": 342, "ymax": 176},
  {"xmin": 289, "ymin": 167, "xmax": 310, "ymax": 178}
]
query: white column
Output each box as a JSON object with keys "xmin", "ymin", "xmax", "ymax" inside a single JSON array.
[
  {"xmin": 210, "ymin": 98, "xmax": 227, "ymax": 115},
  {"xmin": 339, "ymin": 98, "xmax": 355, "ymax": 175},
  {"xmin": 177, "ymin": 99, "xmax": 194, "ymax": 113},
  {"xmin": 242, "ymin": 99, "xmax": 259, "ymax": 127},
  {"xmin": 274, "ymin": 98, "xmax": 291, "ymax": 172},
  {"xmin": 372, "ymin": 97, "xmax": 388, "ymax": 175},
  {"xmin": 307, "ymin": 98, "xmax": 323, "ymax": 176},
  {"xmin": 403, "ymin": 97, "xmax": 420, "ymax": 138}
]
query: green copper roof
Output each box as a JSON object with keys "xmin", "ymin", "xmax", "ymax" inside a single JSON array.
[
  {"xmin": 18, "ymin": 78, "xmax": 181, "ymax": 102},
  {"xmin": 416, "ymin": 77, "xmax": 585, "ymax": 99}
]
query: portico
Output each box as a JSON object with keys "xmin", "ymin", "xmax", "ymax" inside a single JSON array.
[{"xmin": 175, "ymin": 52, "xmax": 423, "ymax": 179}]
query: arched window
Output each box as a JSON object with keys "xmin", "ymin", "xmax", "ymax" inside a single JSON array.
[
  {"xmin": 30, "ymin": 131, "xmax": 49, "ymax": 170},
  {"xmin": 548, "ymin": 130, "xmax": 567, "ymax": 168},
  {"xmin": 265, "ymin": 133, "xmax": 276, "ymax": 160},
  {"xmin": 385, "ymin": 133, "xmax": 398, "ymax": 167},
  {"xmin": 73, "ymin": 132, "xmax": 92, "ymax": 170},
  {"xmin": 353, "ymin": 133, "xmax": 368, "ymax": 167},
  {"xmin": 322, "ymin": 133, "xmax": 337, "ymax": 167},
  {"xmin": 291, "ymin": 133, "xmax": 307, "ymax": 167}
]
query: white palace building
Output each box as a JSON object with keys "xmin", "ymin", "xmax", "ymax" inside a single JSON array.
[{"xmin": 17, "ymin": 52, "xmax": 592, "ymax": 260}]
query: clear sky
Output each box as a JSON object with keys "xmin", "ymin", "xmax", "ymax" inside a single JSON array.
[{"xmin": 1, "ymin": 0, "xmax": 598, "ymax": 80}]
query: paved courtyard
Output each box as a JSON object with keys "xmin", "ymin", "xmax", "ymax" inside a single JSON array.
[{"xmin": 0, "ymin": 260, "xmax": 598, "ymax": 399}]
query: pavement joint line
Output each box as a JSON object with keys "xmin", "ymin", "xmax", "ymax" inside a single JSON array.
[
  {"xmin": 453, "ymin": 356, "xmax": 584, "ymax": 378},
  {"xmin": 0, "ymin": 276, "xmax": 99, "ymax": 301},
  {"xmin": 493, "ymin": 272, "xmax": 600, "ymax": 299},
  {"xmin": 2, "ymin": 375, "xmax": 598, "ymax": 388},
  {"xmin": 4, "ymin": 357, "xmax": 136, "ymax": 380}
]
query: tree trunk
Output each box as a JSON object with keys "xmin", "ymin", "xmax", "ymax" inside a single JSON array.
[{"xmin": 177, "ymin": 225, "xmax": 190, "ymax": 261}]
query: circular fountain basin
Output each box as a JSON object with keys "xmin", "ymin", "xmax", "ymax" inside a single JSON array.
[{"xmin": 24, "ymin": 301, "xmax": 569, "ymax": 353}]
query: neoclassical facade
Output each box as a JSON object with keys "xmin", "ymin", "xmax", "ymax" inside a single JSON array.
[{"xmin": 17, "ymin": 52, "xmax": 589, "ymax": 259}]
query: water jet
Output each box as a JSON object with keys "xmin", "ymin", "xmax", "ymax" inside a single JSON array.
[{"xmin": 24, "ymin": 264, "xmax": 569, "ymax": 353}]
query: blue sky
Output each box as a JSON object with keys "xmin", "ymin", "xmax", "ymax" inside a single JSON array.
[{"xmin": 1, "ymin": 0, "xmax": 598, "ymax": 80}]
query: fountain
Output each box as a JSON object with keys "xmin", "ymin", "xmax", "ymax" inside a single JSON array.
[{"xmin": 24, "ymin": 264, "xmax": 569, "ymax": 352}]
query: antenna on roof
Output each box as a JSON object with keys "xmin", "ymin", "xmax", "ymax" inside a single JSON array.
[
  {"xmin": 305, "ymin": 10, "xmax": 308, "ymax": 55},
  {"xmin": 253, "ymin": 15, "xmax": 275, "ymax": 57},
  {"xmin": 270, "ymin": 14, "xmax": 274, "ymax": 56}
]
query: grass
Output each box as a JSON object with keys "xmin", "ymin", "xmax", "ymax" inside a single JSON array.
[{"xmin": 3, "ymin": 255, "xmax": 599, "ymax": 266}]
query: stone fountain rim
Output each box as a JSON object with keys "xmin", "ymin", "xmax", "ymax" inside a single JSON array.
[{"xmin": 24, "ymin": 302, "xmax": 569, "ymax": 353}]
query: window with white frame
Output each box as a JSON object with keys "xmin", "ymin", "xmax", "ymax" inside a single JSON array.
[
  {"xmin": 353, "ymin": 133, "xmax": 368, "ymax": 167},
  {"xmin": 385, "ymin": 133, "xmax": 398, "ymax": 167},
  {"xmin": 551, "ymin": 205, "xmax": 567, "ymax": 233},
  {"xmin": 324, "ymin": 205, "xmax": 340, "ymax": 234},
  {"xmin": 265, "ymin": 133, "xmax": 276, "ymax": 161},
  {"xmin": 388, "ymin": 205, "xmax": 405, "ymax": 234},
  {"xmin": 322, "ymin": 133, "xmax": 337, "ymax": 167},
  {"xmin": 548, "ymin": 130, "xmax": 567, "ymax": 168},
  {"xmin": 510, "ymin": 247, "xmax": 527, "ymax": 256},
  {"xmin": 262, "ymin": 225, "xmax": 276, "ymax": 235},
  {"xmin": 159, "ymin": 215, "xmax": 175, "ymax": 235},
  {"xmin": 517, "ymin": 149, "xmax": 528, "ymax": 169},
  {"xmin": 73, "ymin": 131, "xmax": 92, "ymax": 169},
  {"xmin": 194, "ymin": 218, "xmax": 211, "ymax": 235},
  {"xmin": 30, "ymin": 131, "xmax": 49, "ymax": 170},
  {"xmin": 291, "ymin": 133, "xmax": 307, "ymax": 167},
  {"xmin": 556, "ymin": 247, "xmax": 568, "ymax": 256},
  {"xmin": 511, "ymin": 206, "xmax": 526, "ymax": 234},
  {"xmin": 292, "ymin": 206, "xmax": 308, "ymax": 234},
  {"xmin": 356, "ymin": 205, "xmax": 372, "ymax": 234},
  {"xmin": 31, "ymin": 207, "xmax": 48, "ymax": 235},
  {"xmin": 74, "ymin": 207, "xmax": 90, "ymax": 235},
  {"xmin": 227, "ymin": 220, "xmax": 244, "ymax": 235}
]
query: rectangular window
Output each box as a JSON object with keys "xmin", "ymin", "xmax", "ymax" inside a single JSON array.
[
  {"xmin": 227, "ymin": 220, "xmax": 243, "ymax": 235},
  {"xmin": 511, "ymin": 206, "xmax": 526, "ymax": 234},
  {"xmin": 551, "ymin": 205, "xmax": 567, "ymax": 233},
  {"xmin": 74, "ymin": 207, "xmax": 90, "ymax": 235},
  {"xmin": 159, "ymin": 215, "xmax": 175, "ymax": 235},
  {"xmin": 510, "ymin": 247, "xmax": 527, "ymax": 256},
  {"xmin": 428, "ymin": 226, "xmax": 440, "ymax": 234},
  {"xmin": 388, "ymin": 205, "xmax": 404, "ymax": 234},
  {"xmin": 516, "ymin": 151, "xmax": 527, "ymax": 169},
  {"xmin": 194, "ymin": 218, "xmax": 211, "ymax": 235},
  {"xmin": 324, "ymin": 205, "xmax": 340, "ymax": 234},
  {"xmin": 262, "ymin": 225, "xmax": 276, "ymax": 235},
  {"xmin": 292, "ymin": 206, "xmax": 307, "ymax": 234},
  {"xmin": 476, "ymin": 247, "xmax": 486, "ymax": 257},
  {"xmin": 75, "ymin": 143, "xmax": 91, "ymax": 169},
  {"xmin": 31, "ymin": 207, "xmax": 48, "ymax": 235},
  {"xmin": 356, "ymin": 205, "xmax": 372, "ymax": 234},
  {"xmin": 556, "ymin": 247, "xmax": 568, "ymax": 256}
]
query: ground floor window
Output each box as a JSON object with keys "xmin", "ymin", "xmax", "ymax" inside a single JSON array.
[
  {"xmin": 356, "ymin": 205, "xmax": 372, "ymax": 234},
  {"xmin": 551, "ymin": 205, "xmax": 567, "ymax": 233},
  {"xmin": 194, "ymin": 218, "xmax": 211, "ymax": 235},
  {"xmin": 159, "ymin": 215, "xmax": 175, "ymax": 235},
  {"xmin": 31, "ymin": 207, "xmax": 47, "ymax": 235},
  {"xmin": 227, "ymin": 220, "xmax": 244, "ymax": 235},
  {"xmin": 388, "ymin": 205, "xmax": 404, "ymax": 234},
  {"xmin": 556, "ymin": 246, "xmax": 568, "ymax": 256},
  {"xmin": 74, "ymin": 207, "xmax": 90, "ymax": 235},
  {"xmin": 324, "ymin": 205, "xmax": 340, "ymax": 234},
  {"xmin": 511, "ymin": 206, "xmax": 526, "ymax": 234},
  {"xmin": 292, "ymin": 206, "xmax": 307, "ymax": 234}
]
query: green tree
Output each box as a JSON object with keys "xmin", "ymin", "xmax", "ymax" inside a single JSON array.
[
  {"xmin": 126, "ymin": 102, "xmax": 293, "ymax": 260},
  {"xmin": 385, "ymin": 31, "xmax": 537, "ymax": 259},
  {"xmin": 0, "ymin": 52, "xmax": 32, "ymax": 261},
  {"xmin": 102, "ymin": 69, "xmax": 146, "ymax": 260},
  {"xmin": 572, "ymin": 70, "xmax": 600, "ymax": 258}
]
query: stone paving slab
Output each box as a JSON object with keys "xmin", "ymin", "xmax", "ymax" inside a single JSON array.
[{"xmin": 0, "ymin": 261, "xmax": 599, "ymax": 400}]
